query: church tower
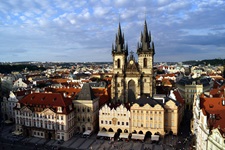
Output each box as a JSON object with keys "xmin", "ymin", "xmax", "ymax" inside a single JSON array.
[
  {"xmin": 137, "ymin": 20, "xmax": 155, "ymax": 97},
  {"xmin": 111, "ymin": 23, "xmax": 128, "ymax": 102},
  {"xmin": 111, "ymin": 20, "xmax": 155, "ymax": 104}
]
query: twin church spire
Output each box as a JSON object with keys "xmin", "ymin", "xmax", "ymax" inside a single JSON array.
[{"xmin": 112, "ymin": 20, "xmax": 155, "ymax": 56}]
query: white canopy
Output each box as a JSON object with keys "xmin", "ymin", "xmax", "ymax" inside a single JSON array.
[
  {"xmin": 83, "ymin": 130, "xmax": 92, "ymax": 135},
  {"xmin": 151, "ymin": 135, "xmax": 160, "ymax": 141},
  {"xmin": 119, "ymin": 133, "xmax": 129, "ymax": 139},
  {"xmin": 97, "ymin": 131, "xmax": 115, "ymax": 137},
  {"xmin": 5, "ymin": 120, "xmax": 13, "ymax": 124},
  {"xmin": 12, "ymin": 130, "xmax": 22, "ymax": 135},
  {"xmin": 131, "ymin": 134, "xmax": 145, "ymax": 140}
]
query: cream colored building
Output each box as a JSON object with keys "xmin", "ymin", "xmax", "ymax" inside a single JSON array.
[
  {"xmin": 130, "ymin": 96, "xmax": 181, "ymax": 136},
  {"xmin": 99, "ymin": 95, "xmax": 183, "ymax": 139},
  {"xmin": 73, "ymin": 83, "xmax": 99, "ymax": 133},
  {"xmin": 14, "ymin": 92, "xmax": 75, "ymax": 141},
  {"xmin": 13, "ymin": 78, "xmax": 28, "ymax": 89},
  {"xmin": 208, "ymin": 128, "xmax": 225, "ymax": 150},
  {"xmin": 177, "ymin": 79, "xmax": 203, "ymax": 110},
  {"xmin": 99, "ymin": 103, "xmax": 130, "ymax": 133},
  {"xmin": 130, "ymin": 102, "xmax": 164, "ymax": 136}
]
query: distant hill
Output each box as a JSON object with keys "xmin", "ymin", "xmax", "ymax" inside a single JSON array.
[
  {"xmin": 0, "ymin": 64, "xmax": 46, "ymax": 74},
  {"xmin": 183, "ymin": 58, "xmax": 225, "ymax": 66}
]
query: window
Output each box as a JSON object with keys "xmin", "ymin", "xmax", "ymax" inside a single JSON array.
[
  {"xmin": 122, "ymin": 122, "xmax": 124, "ymax": 125},
  {"xmin": 101, "ymin": 120, "xmax": 103, "ymax": 124},
  {"xmin": 126, "ymin": 122, "xmax": 128, "ymax": 126},
  {"xmin": 117, "ymin": 59, "xmax": 121, "ymax": 68},
  {"xmin": 61, "ymin": 116, "xmax": 63, "ymax": 120},
  {"xmin": 118, "ymin": 122, "xmax": 120, "ymax": 125},
  {"xmin": 143, "ymin": 58, "xmax": 147, "ymax": 68}
]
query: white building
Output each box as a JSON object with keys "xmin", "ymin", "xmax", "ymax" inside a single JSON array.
[
  {"xmin": 14, "ymin": 93, "xmax": 75, "ymax": 141},
  {"xmin": 99, "ymin": 103, "xmax": 130, "ymax": 133},
  {"xmin": 192, "ymin": 93, "xmax": 225, "ymax": 150},
  {"xmin": 13, "ymin": 78, "xmax": 28, "ymax": 89},
  {"xmin": 1, "ymin": 91, "xmax": 19, "ymax": 122}
]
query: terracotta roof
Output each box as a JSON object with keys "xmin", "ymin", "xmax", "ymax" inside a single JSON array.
[
  {"xmin": 45, "ymin": 87, "xmax": 81, "ymax": 99},
  {"xmin": 173, "ymin": 90, "xmax": 185, "ymax": 105},
  {"xmin": 19, "ymin": 93, "xmax": 73, "ymax": 109},
  {"xmin": 200, "ymin": 94, "xmax": 225, "ymax": 130}
]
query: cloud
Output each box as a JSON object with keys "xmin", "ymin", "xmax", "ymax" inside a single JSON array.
[{"xmin": 0, "ymin": 0, "xmax": 224, "ymax": 62}]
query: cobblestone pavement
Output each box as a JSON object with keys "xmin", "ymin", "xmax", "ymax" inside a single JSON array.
[{"xmin": 0, "ymin": 123, "xmax": 193, "ymax": 150}]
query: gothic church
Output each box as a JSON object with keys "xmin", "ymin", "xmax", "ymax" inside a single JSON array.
[{"xmin": 111, "ymin": 20, "xmax": 155, "ymax": 103}]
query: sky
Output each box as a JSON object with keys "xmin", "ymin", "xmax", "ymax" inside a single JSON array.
[{"xmin": 0, "ymin": 0, "xmax": 225, "ymax": 63}]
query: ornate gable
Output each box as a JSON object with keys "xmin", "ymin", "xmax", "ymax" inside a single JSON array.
[
  {"xmin": 41, "ymin": 108, "xmax": 56, "ymax": 114},
  {"xmin": 21, "ymin": 106, "xmax": 32, "ymax": 112}
]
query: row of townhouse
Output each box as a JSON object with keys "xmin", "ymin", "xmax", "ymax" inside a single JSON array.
[
  {"xmin": 98, "ymin": 89, "xmax": 185, "ymax": 141},
  {"xmin": 2, "ymin": 83, "xmax": 106, "ymax": 141},
  {"xmin": 2, "ymin": 82, "xmax": 184, "ymax": 142}
]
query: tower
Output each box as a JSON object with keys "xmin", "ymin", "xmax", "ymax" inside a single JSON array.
[
  {"xmin": 111, "ymin": 23, "xmax": 128, "ymax": 102},
  {"xmin": 137, "ymin": 20, "xmax": 155, "ymax": 97},
  {"xmin": 111, "ymin": 20, "xmax": 155, "ymax": 104}
]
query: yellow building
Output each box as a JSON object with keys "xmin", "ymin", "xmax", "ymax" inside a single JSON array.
[{"xmin": 99, "ymin": 95, "xmax": 183, "ymax": 140}]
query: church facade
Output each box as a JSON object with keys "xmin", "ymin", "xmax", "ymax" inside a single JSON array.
[{"xmin": 111, "ymin": 21, "xmax": 155, "ymax": 103}]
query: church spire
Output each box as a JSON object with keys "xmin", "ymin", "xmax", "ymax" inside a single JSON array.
[
  {"xmin": 112, "ymin": 22, "xmax": 128, "ymax": 56},
  {"xmin": 137, "ymin": 20, "xmax": 154, "ymax": 55}
]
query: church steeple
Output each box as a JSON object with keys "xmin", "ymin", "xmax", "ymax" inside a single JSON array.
[
  {"xmin": 112, "ymin": 23, "xmax": 128, "ymax": 55},
  {"xmin": 137, "ymin": 20, "xmax": 155, "ymax": 55}
]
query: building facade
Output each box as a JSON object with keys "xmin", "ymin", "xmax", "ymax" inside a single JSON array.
[
  {"xmin": 14, "ymin": 93, "xmax": 75, "ymax": 141},
  {"xmin": 73, "ymin": 83, "xmax": 99, "ymax": 133},
  {"xmin": 99, "ymin": 94, "xmax": 183, "ymax": 140},
  {"xmin": 1, "ymin": 91, "xmax": 18, "ymax": 122},
  {"xmin": 192, "ymin": 92, "xmax": 225, "ymax": 150},
  {"xmin": 99, "ymin": 103, "xmax": 130, "ymax": 133},
  {"xmin": 111, "ymin": 21, "xmax": 155, "ymax": 103},
  {"xmin": 176, "ymin": 77, "xmax": 213, "ymax": 110}
]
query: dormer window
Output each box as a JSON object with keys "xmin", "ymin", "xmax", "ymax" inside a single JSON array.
[
  {"xmin": 69, "ymin": 105, "xmax": 72, "ymax": 110},
  {"xmin": 57, "ymin": 107, "xmax": 62, "ymax": 113}
]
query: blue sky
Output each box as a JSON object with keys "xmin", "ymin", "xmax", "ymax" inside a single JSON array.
[{"xmin": 0, "ymin": 0, "xmax": 225, "ymax": 62}]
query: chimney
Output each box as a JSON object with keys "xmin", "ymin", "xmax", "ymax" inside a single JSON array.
[
  {"xmin": 63, "ymin": 92, "xmax": 67, "ymax": 98},
  {"xmin": 222, "ymin": 99, "xmax": 225, "ymax": 106}
]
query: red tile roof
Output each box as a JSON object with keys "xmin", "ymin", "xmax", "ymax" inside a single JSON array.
[
  {"xmin": 200, "ymin": 94, "xmax": 225, "ymax": 131},
  {"xmin": 18, "ymin": 93, "xmax": 73, "ymax": 114}
]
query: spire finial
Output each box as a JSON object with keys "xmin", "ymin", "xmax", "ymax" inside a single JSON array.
[{"xmin": 144, "ymin": 9, "xmax": 146, "ymax": 21}]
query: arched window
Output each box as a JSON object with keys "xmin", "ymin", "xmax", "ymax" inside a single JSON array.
[
  {"xmin": 117, "ymin": 59, "xmax": 121, "ymax": 68},
  {"xmin": 143, "ymin": 58, "xmax": 147, "ymax": 68}
]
